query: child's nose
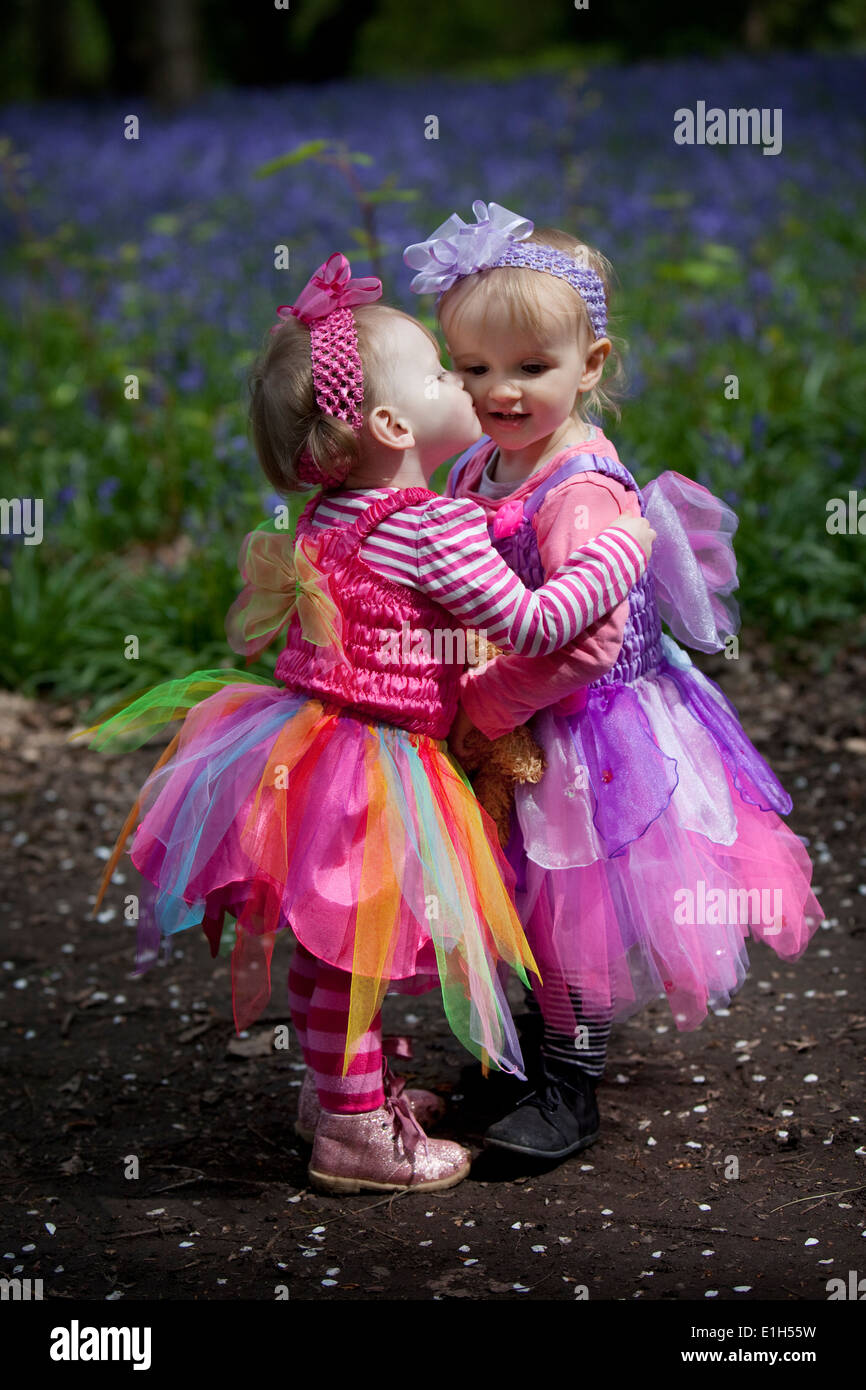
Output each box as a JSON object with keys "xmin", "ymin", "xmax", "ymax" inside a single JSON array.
[{"xmin": 488, "ymin": 379, "xmax": 520, "ymax": 403}]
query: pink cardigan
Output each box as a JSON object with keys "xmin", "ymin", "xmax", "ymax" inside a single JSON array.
[{"xmin": 452, "ymin": 431, "xmax": 641, "ymax": 739}]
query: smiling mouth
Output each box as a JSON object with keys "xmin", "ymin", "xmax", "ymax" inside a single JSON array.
[{"xmin": 489, "ymin": 411, "xmax": 527, "ymax": 421}]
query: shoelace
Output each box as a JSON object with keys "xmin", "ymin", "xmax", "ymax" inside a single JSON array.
[
  {"xmin": 516, "ymin": 1069, "xmax": 592, "ymax": 1120},
  {"xmin": 382, "ymin": 1060, "xmax": 427, "ymax": 1159},
  {"xmin": 515, "ymin": 1078, "xmax": 562, "ymax": 1119}
]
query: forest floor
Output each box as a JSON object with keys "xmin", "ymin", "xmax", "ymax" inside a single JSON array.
[{"xmin": 1, "ymin": 638, "xmax": 865, "ymax": 1304}]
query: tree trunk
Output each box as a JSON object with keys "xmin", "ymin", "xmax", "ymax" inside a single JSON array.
[
  {"xmin": 743, "ymin": 2, "xmax": 771, "ymax": 49},
  {"xmin": 148, "ymin": 0, "xmax": 204, "ymax": 111},
  {"xmin": 32, "ymin": 0, "xmax": 78, "ymax": 97}
]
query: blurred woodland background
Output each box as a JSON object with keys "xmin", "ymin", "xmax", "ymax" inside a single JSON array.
[{"xmin": 1, "ymin": 1, "xmax": 864, "ymax": 701}]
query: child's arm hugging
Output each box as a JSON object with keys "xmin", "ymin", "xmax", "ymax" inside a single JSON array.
[
  {"xmin": 455, "ymin": 474, "xmax": 644, "ymax": 743},
  {"xmin": 412, "ymin": 494, "xmax": 653, "ymax": 663}
]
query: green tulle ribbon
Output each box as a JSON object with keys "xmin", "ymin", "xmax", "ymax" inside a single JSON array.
[{"xmin": 69, "ymin": 668, "xmax": 276, "ymax": 753}]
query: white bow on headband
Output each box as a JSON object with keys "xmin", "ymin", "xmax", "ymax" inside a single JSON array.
[{"xmin": 403, "ymin": 200, "xmax": 534, "ymax": 295}]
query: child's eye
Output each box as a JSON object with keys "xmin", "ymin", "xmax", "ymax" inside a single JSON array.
[
  {"xmin": 522, "ymin": 363, "xmax": 548, "ymax": 374},
  {"xmin": 463, "ymin": 365, "xmax": 487, "ymax": 376}
]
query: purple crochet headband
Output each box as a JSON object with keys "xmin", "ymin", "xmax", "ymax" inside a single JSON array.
[
  {"xmin": 403, "ymin": 200, "xmax": 608, "ymax": 340},
  {"xmin": 271, "ymin": 252, "xmax": 382, "ymax": 488}
]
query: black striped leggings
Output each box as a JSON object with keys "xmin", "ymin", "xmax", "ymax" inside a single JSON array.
[{"xmin": 524, "ymin": 987, "xmax": 613, "ymax": 1080}]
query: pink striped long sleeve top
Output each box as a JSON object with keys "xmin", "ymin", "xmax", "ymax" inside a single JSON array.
[{"xmin": 306, "ymin": 489, "xmax": 647, "ymax": 657}]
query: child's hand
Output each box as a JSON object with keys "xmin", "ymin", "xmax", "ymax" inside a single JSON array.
[
  {"xmin": 448, "ymin": 706, "xmax": 480, "ymax": 765},
  {"xmin": 613, "ymin": 514, "xmax": 656, "ymax": 560}
]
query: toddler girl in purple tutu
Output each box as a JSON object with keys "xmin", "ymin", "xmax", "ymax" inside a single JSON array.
[{"xmin": 404, "ymin": 201, "xmax": 824, "ymax": 1162}]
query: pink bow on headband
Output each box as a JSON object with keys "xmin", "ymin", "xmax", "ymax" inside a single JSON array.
[{"xmin": 272, "ymin": 252, "xmax": 382, "ymax": 332}]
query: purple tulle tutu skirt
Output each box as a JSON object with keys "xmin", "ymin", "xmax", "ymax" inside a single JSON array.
[{"xmin": 506, "ymin": 635, "xmax": 824, "ymax": 1032}]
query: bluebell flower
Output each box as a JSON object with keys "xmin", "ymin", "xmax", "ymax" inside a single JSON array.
[
  {"xmin": 724, "ymin": 441, "xmax": 744, "ymax": 467},
  {"xmin": 55, "ymin": 486, "xmax": 77, "ymax": 520},
  {"xmin": 748, "ymin": 269, "xmax": 773, "ymax": 298},
  {"xmin": 177, "ymin": 365, "xmax": 205, "ymax": 393},
  {"xmin": 97, "ymin": 477, "xmax": 120, "ymax": 513}
]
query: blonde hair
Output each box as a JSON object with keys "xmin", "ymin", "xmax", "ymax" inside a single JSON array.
[
  {"xmin": 247, "ymin": 304, "xmax": 438, "ymax": 494},
  {"xmin": 437, "ymin": 227, "xmax": 626, "ymax": 425}
]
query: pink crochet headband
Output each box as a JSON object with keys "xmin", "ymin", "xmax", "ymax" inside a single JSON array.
[{"xmin": 271, "ymin": 252, "xmax": 382, "ymax": 488}]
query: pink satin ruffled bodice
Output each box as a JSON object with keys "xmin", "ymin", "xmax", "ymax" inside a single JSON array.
[{"xmin": 274, "ymin": 487, "xmax": 466, "ymax": 740}]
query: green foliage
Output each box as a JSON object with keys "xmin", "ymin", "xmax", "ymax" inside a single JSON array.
[
  {"xmin": 353, "ymin": 0, "xmax": 580, "ymax": 75},
  {"xmin": 614, "ymin": 244, "xmax": 866, "ymax": 653}
]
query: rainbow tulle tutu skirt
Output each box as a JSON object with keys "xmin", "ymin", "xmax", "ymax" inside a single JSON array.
[{"xmin": 84, "ymin": 671, "xmax": 538, "ymax": 1075}]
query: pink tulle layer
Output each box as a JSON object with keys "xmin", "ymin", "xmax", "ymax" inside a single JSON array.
[{"xmin": 509, "ymin": 644, "xmax": 824, "ymax": 1031}]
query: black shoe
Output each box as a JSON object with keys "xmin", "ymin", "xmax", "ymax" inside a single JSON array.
[{"xmin": 483, "ymin": 1059, "xmax": 600, "ymax": 1160}]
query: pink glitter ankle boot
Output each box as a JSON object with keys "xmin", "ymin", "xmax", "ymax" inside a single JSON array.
[
  {"xmin": 295, "ymin": 1056, "xmax": 446, "ymax": 1144},
  {"xmin": 308, "ymin": 1091, "xmax": 471, "ymax": 1195}
]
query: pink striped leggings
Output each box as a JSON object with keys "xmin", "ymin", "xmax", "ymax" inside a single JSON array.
[{"xmin": 287, "ymin": 943, "xmax": 385, "ymax": 1114}]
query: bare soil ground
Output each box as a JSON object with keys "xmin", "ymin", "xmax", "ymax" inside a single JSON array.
[{"xmin": 1, "ymin": 639, "xmax": 864, "ymax": 1305}]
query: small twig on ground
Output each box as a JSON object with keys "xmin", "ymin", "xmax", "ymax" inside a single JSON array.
[
  {"xmin": 150, "ymin": 1174, "xmax": 271, "ymax": 1193},
  {"xmin": 247, "ymin": 1125, "xmax": 280, "ymax": 1150},
  {"xmin": 283, "ymin": 1187, "xmax": 414, "ymax": 1232},
  {"xmin": 353, "ymin": 1220, "xmax": 414, "ymax": 1248},
  {"xmin": 769, "ymin": 1184, "xmax": 866, "ymax": 1212},
  {"xmin": 113, "ymin": 1223, "xmax": 189, "ymax": 1240}
]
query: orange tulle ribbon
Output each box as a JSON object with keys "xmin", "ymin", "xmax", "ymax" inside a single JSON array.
[{"xmin": 225, "ymin": 528, "xmax": 348, "ymax": 666}]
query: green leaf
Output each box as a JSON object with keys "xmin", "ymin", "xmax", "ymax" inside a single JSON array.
[
  {"xmin": 365, "ymin": 188, "xmax": 420, "ymax": 204},
  {"xmin": 702, "ymin": 242, "xmax": 740, "ymax": 265},
  {"xmin": 148, "ymin": 214, "xmax": 181, "ymax": 236},
  {"xmin": 671, "ymin": 259, "xmax": 731, "ymax": 287},
  {"xmin": 346, "ymin": 228, "xmax": 388, "ymax": 257},
  {"xmin": 802, "ymin": 353, "xmax": 833, "ymax": 405},
  {"xmin": 254, "ymin": 141, "xmax": 330, "ymax": 175},
  {"xmin": 647, "ymin": 191, "xmax": 693, "ymax": 209}
]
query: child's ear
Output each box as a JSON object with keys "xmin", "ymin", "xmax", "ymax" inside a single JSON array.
[
  {"xmin": 581, "ymin": 337, "xmax": 611, "ymax": 389},
  {"xmin": 367, "ymin": 404, "xmax": 415, "ymax": 451}
]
